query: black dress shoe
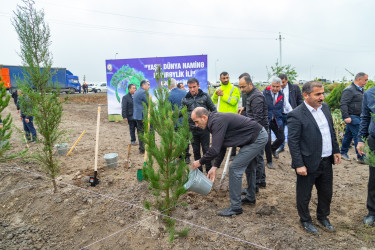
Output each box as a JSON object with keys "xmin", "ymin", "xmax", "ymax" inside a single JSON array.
[
  {"xmin": 258, "ymin": 182, "xmax": 266, "ymax": 188},
  {"xmin": 364, "ymin": 215, "xmax": 375, "ymax": 226},
  {"xmin": 318, "ymin": 218, "xmax": 335, "ymax": 231},
  {"xmin": 241, "ymin": 197, "xmax": 256, "ymax": 205},
  {"xmin": 218, "ymin": 207, "xmax": 243, "ymax": 217},
  {"xmin": 301, "ymin": 222, "xmax": 319, "ymax": 234},
  {"xmin": 272, "ymin": 150, "xmax": 279, "ymax": 159}
]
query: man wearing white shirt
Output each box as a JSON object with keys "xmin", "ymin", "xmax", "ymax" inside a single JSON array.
[
  {"xmin": 277, "ymin": 74, "xmax": 303, "ymax": 155},
  {"xmin": 288, "ymin": 81, "xmax": 341, "ymax": 234}
]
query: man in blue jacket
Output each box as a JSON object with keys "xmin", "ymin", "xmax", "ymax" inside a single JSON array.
[
  {"xmin": 263, "ymin": 77, "xmax": 285, "ymax": 160},
  {"xmin": 357, "ymin": 85, "xmax": 375, "ymax": 226},
  {"xmin": 133, "ymin": 80, "xmax": 150, "ymax": 154},
  {"xmin": 168, "ymin": 78, "xmax": 191, "ymax": 163},
  {"xmin": 168, "ymin": 78, "xmax": 186, "ymax": 108},
  {"xmin": 276, "ymin": 74, "xmax": 303, "ymax": 155}
]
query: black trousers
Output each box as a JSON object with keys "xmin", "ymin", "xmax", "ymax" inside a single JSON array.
[
  {"xmin": 191, "ymin": 128, "xmax": 211, "ymax": 172},
  {"xmin": 264, "ymin": 129, "xmax": 273, "ymax": 163},
  {"xmin": 256, "ymin": 151, "xmax": 266, "ymax": 185},
  {"xmin": 231, "ymin": 146, "xmax": 237, "ymax": 156},
  {"xmin": 136, "ymin": 120, "xmax": 145, "ymax": 152},
  {"xmin": 367, "ymin": 135, "xmax": 375, "ymax": 216},
  {"xmin": 296, "ymin": 158, "xmax": 333, "ymax": 222},
  {"xmin": 128, "ymin": 120, "xmax": 138, "ymax": 143},
  {"xmin": 269, "ymin": 119, "xmax": 285, "ymax": 152}
]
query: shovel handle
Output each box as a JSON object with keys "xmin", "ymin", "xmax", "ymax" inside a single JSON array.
[
  {"xmin": 94, "ymin": 106, "xmax": 101, "ymax": 172},
  {"xmin": 220, "ymin": 147, "xmax": 232, "ymax": 184}
]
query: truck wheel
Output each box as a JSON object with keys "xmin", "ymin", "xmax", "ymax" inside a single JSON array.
[
  {"xmin": 70, "ymin": 88, "xmax": 75, "ymax": 94},
  {"xmin": 97, "ymin": 89, "xmax": 101, "ymax": 93},
  {"xmin": 94, "ymin": 89, "xmax": 97, "ymax": 93}
]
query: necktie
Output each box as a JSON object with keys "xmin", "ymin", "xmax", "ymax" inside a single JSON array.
[{"xmin": 273, "ymin": 93, "xmax": 277, "ymax": 105}]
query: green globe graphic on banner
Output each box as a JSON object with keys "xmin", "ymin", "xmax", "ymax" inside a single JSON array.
[{"xmin": 110, "ymin": 65, "xmax": 145, "ymax": 102}]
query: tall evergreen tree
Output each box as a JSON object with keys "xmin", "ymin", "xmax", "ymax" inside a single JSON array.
[
  {"xmin": 142, "ymin": 65, "xmax": 191, "ymax": 241},
  {"xmin": 12, "ymin": 0, "xmax": 66, "ymax": 192}
]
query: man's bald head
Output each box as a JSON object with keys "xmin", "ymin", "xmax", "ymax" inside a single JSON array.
[
  {"xmin": 192, "ymin": 107, "xmax": 209, "ymax": 118},
  {"xmin": 191, "ymin": 107, "xmax": 209, "ymax": 130}
]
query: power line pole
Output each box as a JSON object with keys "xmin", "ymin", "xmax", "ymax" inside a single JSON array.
[{"xmin": 276, "ymin": 32, "xmax": 285, "ymax": 66}]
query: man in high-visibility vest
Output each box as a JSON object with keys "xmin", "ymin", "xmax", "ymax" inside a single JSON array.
[{"xmin": 212, "ymin": 72, "xmax": 241, "ymax": 159}]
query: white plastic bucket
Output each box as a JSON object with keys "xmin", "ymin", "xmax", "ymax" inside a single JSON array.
[
  {"xmin": 184, "ymin": 169, "xmax": 213, "ymax": 195},
  {"xmin": 55, "ymin": 143, "xmax": 68, "ymax": 155},
  {"xmin": 104, "ymin": 153, "xmax": 118, "ymax": 169}
]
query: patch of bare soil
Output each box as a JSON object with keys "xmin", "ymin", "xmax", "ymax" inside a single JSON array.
[{"xmin": 1, "ymin": 94, "xmax": 375, "ymax": 249}]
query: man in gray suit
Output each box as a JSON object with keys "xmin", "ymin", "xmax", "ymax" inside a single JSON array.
[
  {"xmin": 288, "ymin": 81, "xmax": 341, "ymax": 234},
  {"xmin": 133, "ymin": 79, "xmax": 150, "ymax": 154}
]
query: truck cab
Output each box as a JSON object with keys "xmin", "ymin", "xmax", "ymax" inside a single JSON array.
[{"xmin": 66, "ymin": 70, "xmax": 81, "ymax": 93}]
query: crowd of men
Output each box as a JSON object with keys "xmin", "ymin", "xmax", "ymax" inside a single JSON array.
[{"xmin": 122, "ymin": 71, "xmax": 375, "ymax": 234}]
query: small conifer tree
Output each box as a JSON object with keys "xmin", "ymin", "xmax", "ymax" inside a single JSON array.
[
  {"xmin": 142, "ymin": 65, "xmax": 191, "ymax": 241},
  {"xmin": 0, "ymin": 77, "xmax": 17, "ymax": 161},
  {"xmin": 13, "ymin": 0, "xmax": 66, "ymax": 192}
]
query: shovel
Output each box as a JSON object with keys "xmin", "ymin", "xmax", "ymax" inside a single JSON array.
[{"xmin": 89, "ymin": 105, "xmax": 101, "ymax": 186}]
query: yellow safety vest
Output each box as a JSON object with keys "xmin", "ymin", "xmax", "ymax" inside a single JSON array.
[{"xmin": 212, "ymin": 82, "xmax": 240, "ymax": 113}]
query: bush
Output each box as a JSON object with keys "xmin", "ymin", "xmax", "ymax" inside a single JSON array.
[{"xmin": 325, "ymin": 83, "xmax": 346, "ymax": 110}]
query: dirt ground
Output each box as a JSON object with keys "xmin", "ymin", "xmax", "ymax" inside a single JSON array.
[{"xmin": 1, "ymin": 93, "xmax": 375, "ymax": 249}]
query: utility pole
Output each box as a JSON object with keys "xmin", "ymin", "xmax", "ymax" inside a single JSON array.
[{"xmin": 276, "ymin": 32, "xmax": 284, "ymax": 66}]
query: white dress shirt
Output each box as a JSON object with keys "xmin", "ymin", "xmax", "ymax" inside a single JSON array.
[
  {"xmin": 304, "ymin": 101, "xmax": 332, "ymax": 157},
  {"xmin": 282, "ymin": 84, "xmax": 293, "ymax": 113}
]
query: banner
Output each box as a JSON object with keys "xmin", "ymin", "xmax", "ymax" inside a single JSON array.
[{"xmin": 105, "ymin": 55, "xmax": 208, "ymax": 115}]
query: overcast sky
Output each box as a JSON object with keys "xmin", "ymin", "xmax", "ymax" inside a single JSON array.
[{"xmin": 1, "ymin": 0, "xmax": 374, "ymax": 83}]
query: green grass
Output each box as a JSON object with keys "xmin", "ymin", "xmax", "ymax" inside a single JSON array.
[{"xmin": 108, "ymin": 114, "xmax": 123, "ymax": 122}]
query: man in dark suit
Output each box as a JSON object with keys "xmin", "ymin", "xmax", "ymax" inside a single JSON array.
[
  {"xmin": 133, "ymin": 79, "xmax": 150, "ymax": 154},
  {"xmin": 276, "ymin": 74, "xmax": 303, "ymax": 155},
  {"xmin": 122, "ymin": 84, "xmax": 138, "ymax": 145},
  {"xmin": 263, "ymin": 77, "xmax": 285, "ymax": 161},
  {"xmin": 288, "ymin": 81, "xmax": 341, "ymax": 234}
]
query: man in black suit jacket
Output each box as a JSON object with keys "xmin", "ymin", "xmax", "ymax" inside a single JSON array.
[
  {"xmin": 122, "ymin": 84, "xmax": 138, "ymax": 145},
  {"xmin": 277, "ymin": 74, "xmax": 303, "ymax": 155},
  {"xmin": 288, "ymin": 81, "xmax": 341, "ymax": 234}
]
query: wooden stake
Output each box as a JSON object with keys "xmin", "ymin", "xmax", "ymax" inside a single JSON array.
[
  {"xmin": 66, "ymin": 130, "xmax": 86, "ymax": 156},
  {"xmin": 94, "ymin": 106, "xmax": 101, "ymax": 172},
  {"xmin": 125, "ymin": 144, "xmax": 132, "ymax": 169}
]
